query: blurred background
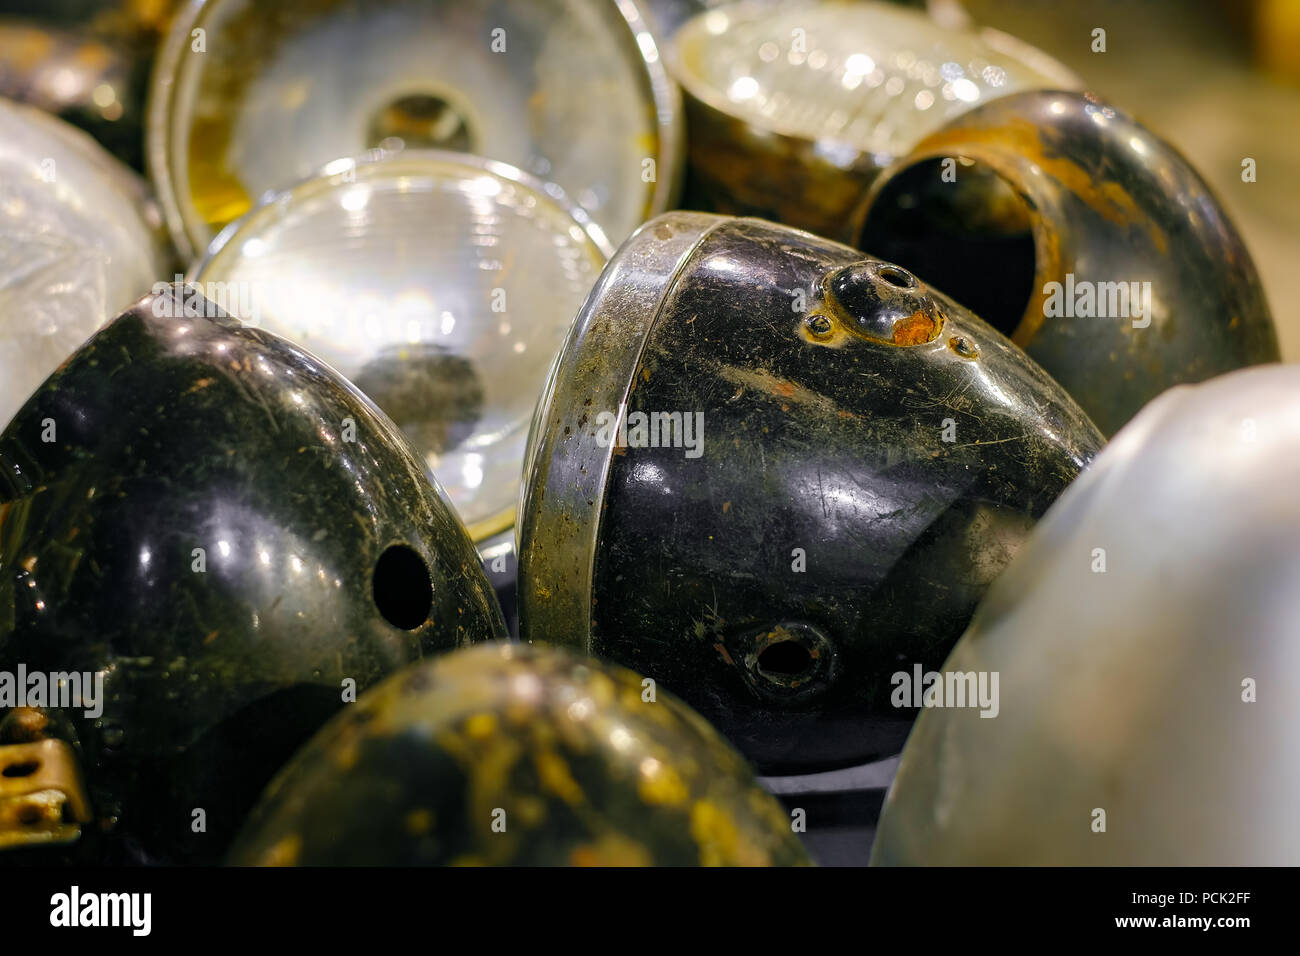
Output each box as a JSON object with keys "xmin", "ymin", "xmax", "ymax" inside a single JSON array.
[
  {"xmin": 961, "ymin": 0, "xmax": 1300, "ymax": 358},
  {"xmin": 3, "ymin": 0, "xmax": 1297, "ymax": 357}
]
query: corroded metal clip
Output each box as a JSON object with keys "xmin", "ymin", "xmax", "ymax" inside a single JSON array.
[{"xmin": 0, "ymin": 738, "xmax": 92, "ymax": 848}]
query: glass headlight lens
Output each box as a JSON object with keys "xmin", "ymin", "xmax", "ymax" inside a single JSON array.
[{"xmin": 194, "ymin": 151, "xmax": 610, "ymax": 543}]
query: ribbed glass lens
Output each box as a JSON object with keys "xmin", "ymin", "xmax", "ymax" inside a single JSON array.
[
  {"xmin": 195, "ymin": 153, "xmax": 608, "ymax": 541},
  {"xmin": 0, "ymin": 100, "xmax": 166, "ymax": 431},
  {"xmin": 673, "ymin": 1, "xmax": 1077, "ymax": 163}
]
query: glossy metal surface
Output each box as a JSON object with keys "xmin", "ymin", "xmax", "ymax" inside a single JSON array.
[
  {"xmin": 671, "ymin": 0, "xmax": 1077, "ymax": 240},
  {"xmin": 195, "ymin": 151, "xmax": 611, "ymax": 545},
  {"xmin": 519, "ymin": 211, "xmax": 1103, "ymax": 774},
  {"xmin": 229, "ymin": 642, "xmax": 812, "ymax": 865},
  {"xmin": 0, "ymin": 291, "xmax": 506, "ymax": 863},
  {"xmin": 873, "ymin": 365, "xmax": 1300, "ymax": 866},
  {"xmin": 0, "ymin": 99, "xmax": 169, "ymax": 432},
  {"xmin": 149, "ymin": 0, "xmax": 682, "ymax": 261},
  {"xmin": 855, "ymin": 90, "xmax": 1280, "ymax": 436}
]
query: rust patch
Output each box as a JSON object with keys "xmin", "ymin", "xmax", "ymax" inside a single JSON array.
[
  {"xmin": 1017, "ymin": 222, "xmax": 1063, "ymax": 345},
  {"xmin": 948, "ymin": 335, "xmax": 980, "ymax": 359},
  {"xmin": 913, "ymin": 119, "xmax": 1167, "ymax": 249},
  {"xmin": 185, "ymin": 377, "xmax": 216, "ymax": 395},
  {"xmin": 900, "ymin": 117, "xmax": 1167, "ymax": 348},
  {"xmin": 892, "ymin": 311, "xmax": 938, "ymax": 345},
  {"xmin": 716, "ymin": 364, "xmax": 851, "ymax": 420}
]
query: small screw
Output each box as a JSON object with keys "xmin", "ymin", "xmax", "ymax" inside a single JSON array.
[
  {"xmin": 806, "ymin": 314, "xmax": 833, "ymax": 337},
  {"xmin": 949, "ymin": 335, "xmax": 978, "ymax": 359}
]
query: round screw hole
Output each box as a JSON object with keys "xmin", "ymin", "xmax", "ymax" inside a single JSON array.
[
  {"xmin": 877, "ymin": 265, "xmax": 917, "ymax": 289},
  {"xmin": 373, "ymin": 545, "xmax": 434, "ymax": 630},
  {"xmin": 757, "ymin": 641, "xmax": 814, "ymax": 680},
  {"xmin": 2, "ymin": 760, "xmax": 40, "ymax": 778}
]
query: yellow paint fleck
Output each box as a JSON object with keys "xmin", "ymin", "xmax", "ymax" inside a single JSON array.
[
  {"xmin": 637, "ymin": 760, "xmax": 689, "ymax": 807},
  {"xmin": 257, "ymin": 834, "xmax": 301, "ymax": 867},
  {"xmin": 535, "ymin": 750, "xmax": 584, "ymax": 805},
  {"xmin": 691, "ymin": 799, "xmax": 742, "ymax": 866},
  {"xmin": 464, "ymin": 713, "xmax": 497, "ymax": 741},
  {"xmin": 569, "ymin": 834, "xmax": 653, "ymax": 867},
  {"xmin": 515, "ymin": 795, "xmax": 547, "ymax": 827}
]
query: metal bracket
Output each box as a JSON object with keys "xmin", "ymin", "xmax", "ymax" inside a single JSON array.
[{"xmin": 0, "ymin": 738, "xmax": 92, "ymax": 849}]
